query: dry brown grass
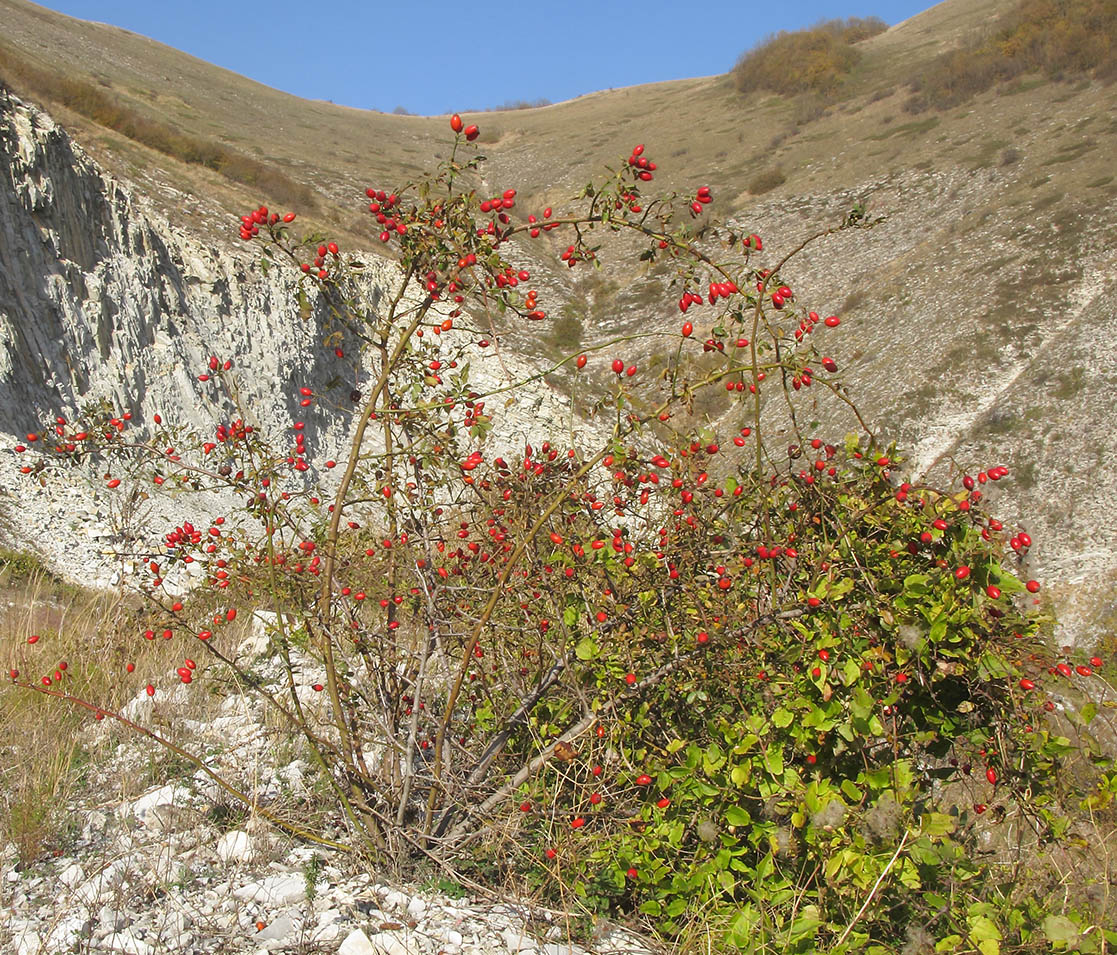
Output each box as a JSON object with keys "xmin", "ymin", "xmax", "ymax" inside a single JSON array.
[
  {"xmin": 0, "ymin": 565, "xmax": 189, "ymax": 863},
  {"xmin": 905, "ymin": 0, "xmax": 1117, "ymax": 111},
  {"xmin": 3, "ymin": 0, "xmax": 1100, "ymax": 257},
  {"xmin": 0, "ymin": 40, "xmax": 317, "ymax": 212}
]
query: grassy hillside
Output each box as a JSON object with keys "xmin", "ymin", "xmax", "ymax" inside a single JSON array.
[
  {"xmin": 1, "ymin": 0, "xmax": 1116, "ymax": 640},
  {"xmin": 0, "ymin": 0, "xmax": 1109, "ymax": 242}
]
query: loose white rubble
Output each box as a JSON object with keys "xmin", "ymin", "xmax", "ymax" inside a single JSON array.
[
  {"xmin": 1, "ymin": 613, "xmax": 660, "ymax": 955},
  {"xmin": 2, "ymin": 832, "xmax": 659, "ymax": 955}
]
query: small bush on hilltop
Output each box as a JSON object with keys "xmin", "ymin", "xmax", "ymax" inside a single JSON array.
[
  {"xmin": 10, "ymin": 115, "xmax": 1115, "ymax": 951},
  {"xmin": 732, "ymin": 18, "xmax": 887, "ymax": 99},
  {"xmin": 492, "ymin": 97, "xmax": 553, "ymax": 111}
]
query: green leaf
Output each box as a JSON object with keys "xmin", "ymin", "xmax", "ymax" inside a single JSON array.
[
  {"xmin": 1043, "ymin": 736, "xmax": 1076, "ymax": 757},
  {"xmin": 898, "ymin": 857, "xmax": 921, "ymax": 889},
  {"xmin": 787, "ymin": 904, "xmax": 821, "ymax": 942},
  {"xmin": 978, "ymin": 652, "xmax": 1013, "ymax": 680},
  {"xmin": 772, "ymin": 707, "xmax": 794, "ymax": 728},
  {"xmin": 842, "ymin": 657, "xmax": 862, "ymax": 686},
  {"xmin": 665, "ymin": 897, "xmax": 688, "ymax": 918},
  {"xmin": 1043, "ymin": 915, "xmax": 1081, "ymax": 944},
  {"xmin": 903, "ymin": 573, "xmax": 930, "ymax": 596},
  {"xmin": 731, "ymin": 764, "xmax": 751, "ymax": 787},
  {"xmin": 703, "ymin": 743, "xmax": 726, "ymax": 775},
  {"xmin": 1080, "ymin": 702, "xmax": 1097, "ymax": 726},
  {"xmin": 825, "ymin": 848, "xmax": 855, "ymax": 881},
  {"xmin": 968, "ymin": 915, "xmax": 1001, "ymax": 943},
  {"xmin": 725, "ymin": 806, "xmax": 751, "ymax": 827},
  {"xmin": 850, "ymin": 685, "xmax": 874, "ymax": 720},
  {"xmin": 574, "ymin": 637, "xmax": 599, "ymax": 661},
  {"xmin": 920, "ymin": 812, "xmax": 956, "ymax": 837},
  {"xmin": 861, "ymin": 766, "xmax": 891, "ymax": 790},
  {"xmin": 841, "ymin": 779, "xmax": 863, "ymax": 802},
  {"xmin": 727, "ymin": 907, "xmax": 759, "ymax": 946},
  {"xmin": 763, "ymin": 747, "xmax": 784, "ymax": 778},
  {"xmin": 924, "ymin": 892, "xmax": 948, "ymax": 910},
  {"xmin": 929, "ymin": 615, "xmax": 947, "ymax": 644},
  {"xmin": 990, "ymin": 568, "xmax": 1025, "ymax": 594}
]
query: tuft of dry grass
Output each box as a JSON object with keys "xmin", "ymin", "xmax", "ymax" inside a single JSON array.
[{"xmin": 746, "ymin": 167, "xmax": 786, "ymax": 195}]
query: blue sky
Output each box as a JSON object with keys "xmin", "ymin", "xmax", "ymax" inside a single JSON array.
[{"xmin": 35, "ymin": 1, "xmax": 937, "ymax": 115}]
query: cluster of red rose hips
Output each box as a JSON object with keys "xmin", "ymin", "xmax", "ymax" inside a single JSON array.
[
  {"xmin": 765, "ymin": 281, "xmax": 793, "ymax": 309},
  {"xmin": 794, "ymin": 310, "xmax": 840, "ymax": 342},
  {"xmin": 627, "ymin": 143, "xmax": 656, "ymax": 181},
  {"xmin": 152, "ymin": 518, "xmax": 227, "ymax": 577},
  {"xmin": 615, "ymin": 189, "xmax": 643, "ymax": 215},
  {"xmin": 707, "ymin": 280, "xmax": 738, "ymax": 304},
  {"xmin": 197, "ymin": 354, "xmax": 234, "ymax": 383},
  {"xmin": 688, "ymin": 185, "xmax": 713, "ymax": 217},
  {"xmin": 677, "ymin": 279, "xmax": 740, "ymax": 313},
  {"xmin": 610, "ymin": 358, "xmax": 638, "ymax": 376},
  {"xmin": 678, "ymin": 291, "xmax": 704, "ymax": 313},
  {"xmin": 164, "ymin": 521, "xmax": 203, "ymax": 550},
  {"xmin": 296, "ymin": 242, "xmax": 339, "ymax": 280},
  {"xmin": 479, "ymin": 189, "xmax": 516, "ymax": 215},
  {"xmin": 213, "ymin": 419, "xmax": 251, "ymax": 444},
  {"xmin": 525, "ymin": 207, "xmax": 558, "ymax": 238},
  {"xmin": 238, "ymin": 205, "xmax": 295, "ymax": 241},
  {"xmin": 286, "ymin": 420, "xmax": 312, "ymax": 472},
  {"xmin": 458, "ymin": 396, "xmax": 489, "ymax": 432},
  {"xmin": 1052, "ymin": 654, "xmax": 1105, "ymax": 679},
  {"xmin": 367, "ymin": 188, "xmax": 406, "ymax": 243},
  {"xmin": 448, "ymin": 113, "xmax": 479, "ymax": 140},
  {"xmin": 492, "ymin": 265, "xmax": 530, "ymax": 289},
  {"xmin": 10, "ymin": 651, "xmax": 67, "ymax": 689},
  {"xmin": 14, "ymin": 412, "xmax": 136, "ymax": 476},
  {"xmin": 267, "ymin": 543, "xmax": 323, "ymax": 577},
  {"xmin": 962, "ymin": 466, "xmax": 1009, "ymax": 489},
  {"xmin": 791, "ymin": 366, "xmax": 816, "ymax": 391},
  {"xmin": 559, "ymin": 244, "xmax": 593, "ymax": 267}
]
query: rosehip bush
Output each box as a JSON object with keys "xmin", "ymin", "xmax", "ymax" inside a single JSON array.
[{"xmin": 12, "ymin": 120, "xmax": 1114, "ymax": 951}]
